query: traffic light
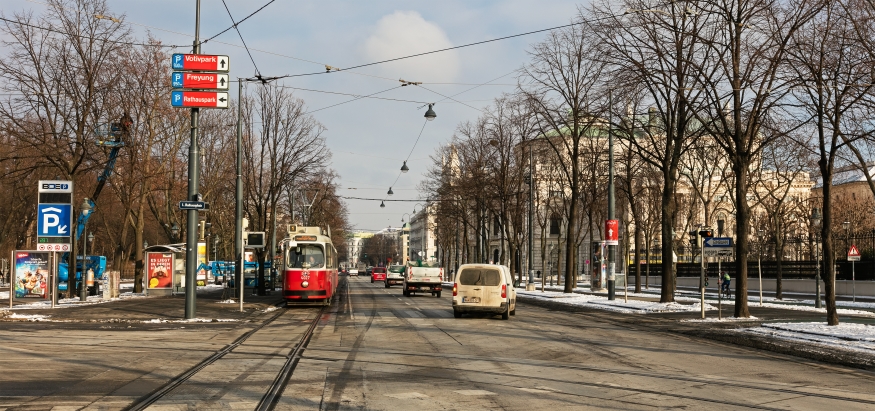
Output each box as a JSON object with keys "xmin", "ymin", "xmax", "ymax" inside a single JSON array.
[
  {"xmin": 699, "ymin": 228, "xmax": 713, "ymax": 238},
  {"xmin": 688, "ymin": 230, "xmax": 699, "ymax": 246}
]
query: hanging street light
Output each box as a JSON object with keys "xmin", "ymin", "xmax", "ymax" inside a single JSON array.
[
  {"xmin": 380, "ymin": 200, "xmax": 386, "ymax": 208},
  {"xmin": 424, "ymin": 103, "xmax": 436, "ymax": 121},
  {"xmin": 388, "ymin": 187, "xmax": 394, "ymax": 196},
  {"xmin": 171, "ymin": 223, "xmax": 180, "ymax": 242},
  {"xmin": 401, "ymin": 160, "xmax": 409, "ymax": 173}
]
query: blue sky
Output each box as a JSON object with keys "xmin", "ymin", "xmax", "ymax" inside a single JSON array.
[{"xmin": 4, "ymin": 0, "xmax": 586, "ymax": 231}]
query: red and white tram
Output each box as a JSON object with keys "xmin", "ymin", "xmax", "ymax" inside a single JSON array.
[{"xmin": 282, "ymin": 225, "xmax": 338, "ymax": 305}]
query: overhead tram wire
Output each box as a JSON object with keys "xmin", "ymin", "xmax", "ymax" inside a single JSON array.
[
  {"xmin": 0, "ymin": 16, "xmax": 181, "ymax": 48},
  {"xmin": 199, "ymin": 0, "xmax": 277, "ymax": 48},
  {"xmin": 304, "ymin": 86, "xmax": 404, "ymax": 115},
  {"xmin": 221, "ymin": 0, "xmax": 263, "ymax": 79}
]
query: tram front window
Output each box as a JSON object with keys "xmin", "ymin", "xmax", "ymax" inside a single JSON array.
[{"xmin": 288, "ymin": 245, "xmax": 325, "ymax": 269}]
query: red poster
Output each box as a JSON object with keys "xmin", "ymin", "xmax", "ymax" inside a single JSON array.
[
  {"xmin": 605, "ymin": 219, "xmax": 619, "ymax": 245},
  {"xmin": 147, "ymin": 252, "xmax": 173, "ymax": 289}
]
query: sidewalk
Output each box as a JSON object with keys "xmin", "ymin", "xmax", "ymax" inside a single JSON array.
[{"xmin": 0, "ymin": 284, "xmax": 286, "ymax": 323}]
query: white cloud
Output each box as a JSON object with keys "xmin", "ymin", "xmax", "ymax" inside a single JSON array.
[{"xmin": 362, "ymin": 11, "xmax": 460, "ymax": 83}]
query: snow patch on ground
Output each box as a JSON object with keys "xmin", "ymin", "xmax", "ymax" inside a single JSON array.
[
  {"xmin": 8, "ymin": 313, "xmax": 52, "ymax": 321},
  {"xmin": 517, "ymin": 289, "xmax": 715, "ymax": 314},
  {"xmin": 739, "ymin": 322, "xmax": 875, "ymax": 353},
  {"xmin": 143, "ymin": 318, "xmax": 237, "ymax": 323}
]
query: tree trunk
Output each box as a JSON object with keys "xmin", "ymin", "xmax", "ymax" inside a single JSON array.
[
  {"xmin": 820, "ymin": 171, "xmax": 839, "ymax": 325},
  {"xmin": 564, "ymin": 195, "xmax": 577, "ymax": 293},
  {"xmin": 734, "ymin": 160, "xmax": 751, "ymax": 318},
  {"xmin": 660, "ymin": 173, "xmax": 675, "ymax": 303},
  {"xmin": 634, "ymin": 217, "xmax": 642, "ymax": 293}
]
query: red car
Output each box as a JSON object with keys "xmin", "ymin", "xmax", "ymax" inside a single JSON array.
[{"xmin": 371, "ymin": 267, "xmax": 387, "ymax": 283}]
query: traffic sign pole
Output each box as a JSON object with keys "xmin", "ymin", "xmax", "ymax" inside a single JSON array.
[
  {"xmin": 185, "ymin": 0, "xmax": 201, "ymax": 320},
  {"xmin": 849, "ymin": 244, "xmax": 860, "ymax": 302}
]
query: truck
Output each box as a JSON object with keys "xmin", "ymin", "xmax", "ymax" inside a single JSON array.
[
  {"xmin": 402, "ymin": 265, "xmax": 443, "ymax": 297},
  {"xmin": 385, "ymin": 264, "xmax": 405, "ymax": 288}
]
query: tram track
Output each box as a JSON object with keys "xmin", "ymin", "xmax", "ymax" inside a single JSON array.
[{"xmin": 123, "ymin": 301, "xmax": 328, "ymax": 411}]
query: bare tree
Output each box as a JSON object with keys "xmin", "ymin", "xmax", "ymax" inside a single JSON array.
[
  {"xmin": 691, "ymin": 0, "xmax": 822, "ymax": 317},
  {"xmin": 784, "ymin": 0, "xmax": 872, "ymax": 324},
  {"xmin": 590, "ymin": 0, "xmax": 713, "ymax": 302},
  {"xmin": 242, "ymin": 85, "xmax": 328, "ymax": 294},
  {"xmin": 520, "ymin": 22, "xmax": 610, "ymax": 293}
]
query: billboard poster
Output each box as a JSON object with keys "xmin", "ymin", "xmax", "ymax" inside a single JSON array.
[
  {"xmin": 146, "ymin": 252, "xmax": 173, "ymax": 289},
  {"xmin": 14, "ymin": 251, "xmax": 50, "ymax": 299},
  {"xmin": 197, "ymin": 242, "xmax": 207, "ymax": 286}
]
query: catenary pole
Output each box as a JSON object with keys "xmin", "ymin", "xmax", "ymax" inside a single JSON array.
[
  {"xmin": 236, "ymin": 78, "xmax": 244, "ymax": 312},
  {"xmin": 184, "ymin": 0, "xmax": 201, "ymax": 319},
  {"xmin": 607, "ymin": 90, "xmax": 616, "ymax": 300}
]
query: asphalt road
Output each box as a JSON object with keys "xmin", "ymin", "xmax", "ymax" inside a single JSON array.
[{"xmin": 2, "ymin": 277, "xmax": 875, "ymax": 410}]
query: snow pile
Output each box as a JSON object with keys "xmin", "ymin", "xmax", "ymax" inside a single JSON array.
[
  {"xmin": 144, "ymin": 318, "xmax": 237, "ymax": 323},
  {"xmin": 9, "ymin": 313, "xmax": 51, "ymax": 321},
  {"xmin": 740, "ymin": 322, "xmax": 875, "ymax": 353},
  {"xmin": 517, "ymin": 289, "xmax": 714, "ymax": 314}
]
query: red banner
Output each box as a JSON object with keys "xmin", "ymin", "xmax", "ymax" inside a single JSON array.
[{"xmin": 605, "ymin": 219, "xmax": 619, "ymax": 245}]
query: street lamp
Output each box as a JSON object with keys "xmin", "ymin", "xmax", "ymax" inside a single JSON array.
[
  {"xmin": 424, "ymin": 103, "xmax": 437, "ymax": 121},
  {"xmin": 400, "ymin": 161, "xmax": 409, "ymax": 173},
  {"xmin": 171, "ymin": 223, "xmax": 180, "ymax": 242},
  {"xmin": 811, "ymin": 208, "xmax": 822, "ymax": 308},
  {"xmin": 79, "ymin": 198, "xmax": 92, "ymax": 301},
  {"xmin": 387, "ymin": 187, "xmax": 394, "ymax": 196},
  {"xmin": 380, "ymin": 200, "xmax": 386, "ymax": 208}
]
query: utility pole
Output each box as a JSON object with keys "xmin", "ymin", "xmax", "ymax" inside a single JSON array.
[
  {"xmin": 236, "ymin": 77, "xmax": 244, "ymax": 313},
  {"xmin": 607, "ymin": 90, "xmax": 616, "ymax": 300},
  {"xmin": 184, "ymin": 0, "xmax": 201, "ymax": 320},
  {"xmin": 526, "ymin": 145, "xmax": 535, "ymax": 291}
]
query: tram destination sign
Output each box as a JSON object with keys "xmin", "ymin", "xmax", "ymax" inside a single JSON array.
[
  {"xmin": 172, "ymin": 72, "xmax": 229, "ymax": 90},
  {"xmin": 171, "ymin": 91, "xmax": 229, "ymax": 109},
  {"xmin": 171, "ymin": 54, "xmax": 230, "ymax": 72}
]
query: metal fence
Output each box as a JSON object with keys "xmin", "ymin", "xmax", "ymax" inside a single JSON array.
[{"xmin": 630, "ymin": 260, "xmax": 875, "ymax": 281}]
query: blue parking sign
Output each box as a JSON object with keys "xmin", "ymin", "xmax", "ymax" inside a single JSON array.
[{"xmin": 38, "ymin": 204, "xmax": 72, "ymax": 237}]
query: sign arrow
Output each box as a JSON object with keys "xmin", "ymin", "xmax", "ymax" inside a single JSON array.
[
  {"xmin": 220, "ymin": 77, "xmax": 226, "ymax": 86},
  {"xmin": 220, "ymin": 59, "xmax": 226, "ymax": 68},
  {"xmin": 58, "ymin": 225, "xmax": 68, "ymax": 234},
  {"xmin": 219, "ymin": 96, "xmax": 227, "ymax": 103}
]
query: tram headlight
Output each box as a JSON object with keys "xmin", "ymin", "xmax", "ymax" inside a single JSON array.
[{"xmin": 301, "ymin": 281, "xmax": 309, "ymax": 288}]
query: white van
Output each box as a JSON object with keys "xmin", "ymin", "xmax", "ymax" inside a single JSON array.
[{"xmin": 452, "ymin": 264, "xmax": 516, "ymax": 320}]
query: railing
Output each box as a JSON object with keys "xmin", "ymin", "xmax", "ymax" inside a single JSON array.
[{"xmin": 630, "ymin": 260, "xmax": 875, "ymax": 281}]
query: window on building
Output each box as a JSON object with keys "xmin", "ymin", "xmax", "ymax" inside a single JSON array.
[
  {"xmin": 493, "ymin": 216, "xmax": 501, "ymax": 233},
  {"xmin": 550, "ymin": 214, "xmax": 561, "ymax": 235}
]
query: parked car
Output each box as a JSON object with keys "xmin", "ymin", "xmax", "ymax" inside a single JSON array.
[{"xmin": 452, "ymin": 264, "xmax": 516, "ymax": 320}]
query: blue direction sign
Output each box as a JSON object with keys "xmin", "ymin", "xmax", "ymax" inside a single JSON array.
[
  {"xmin": 38, "ymin": 204, "xmax": 72, "ymax": 237},
  {"xmin": 179, "ymin": 201, "xmax": 209, "ymax": 210},
  {"xmin": 704, "ymin": 237, "xmax": 733, "ymax": 247}
]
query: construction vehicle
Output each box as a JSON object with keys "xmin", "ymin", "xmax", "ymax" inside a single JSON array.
[{"xmin": 58, "ymin": 115, "xmax": 129, "ymax": 296}]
